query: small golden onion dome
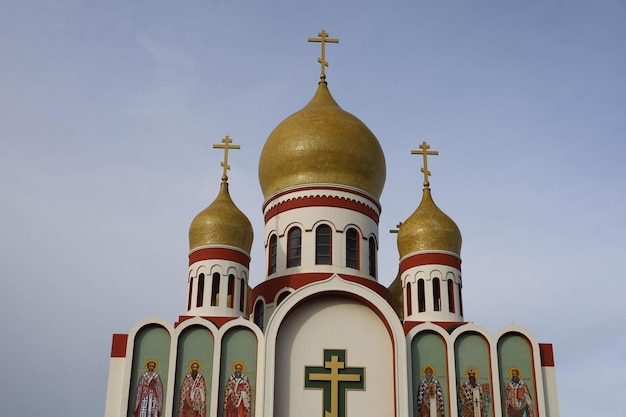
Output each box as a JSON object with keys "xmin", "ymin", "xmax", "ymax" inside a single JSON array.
[
  {"xmin": 258, "ymin": 82, "xmax": 386, "ymax": 200},
  {"xmin": 189, "ymin": 182, "xmax": 254, "ymax": 253},
  {"xmin": 397, "ymin": 188, "xmax": 462, "ymax": 258}
]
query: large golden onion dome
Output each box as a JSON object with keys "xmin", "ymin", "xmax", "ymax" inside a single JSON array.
[
  {"xmin": 397, "ymin": 188, "xmax": 462, "ymax": 258},
  {"xmin": 258, "ymin": 81, "xmax": 386, "ymax": 200},
  {"xmin": 189, "ymin": 182, "xmax": 254, "ymax": 253}
]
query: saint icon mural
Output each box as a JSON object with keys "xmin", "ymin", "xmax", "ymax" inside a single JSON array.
[
  {"xmin": 416, "ymin": 365, "xmax": 445, "ymax": 417},
  {"xmin": 223, "ymin": 361, "xmax": 252, "ymax": 417},
  {"xmin": 133, "ymin": 359, "xmax": 164, "ymax": 417},
  {"xmin": 179, "ymin": 360, "xmax": 207, "ymax": 417},
  {"xmin": 458, "ymin": 367, "xmax": 487, "ymax": 417},
  {"xmin": 503, "ymin": 367, "xmax": 534, "ymax": 417}
]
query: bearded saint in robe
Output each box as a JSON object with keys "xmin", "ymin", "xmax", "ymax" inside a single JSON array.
[
  {"xmin": 179, "ymin": 361, "xmax": 207, "ymax": 417},
  {"xmin": 223, "ymin": 362, "xmax": 252, "ymax": 417}
]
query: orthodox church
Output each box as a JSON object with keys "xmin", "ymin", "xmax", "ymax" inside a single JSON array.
[{"xmin": 104, "ymin": 31, "xmax": 560, "ymax": 417}]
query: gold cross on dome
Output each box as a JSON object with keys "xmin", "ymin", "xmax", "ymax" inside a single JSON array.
[
  {"xmin": 390, "ymin": 222, "xmax": 403, "ymax": 234},
  {"xmin": 411, "ymin": 141, "xmax": 439, "ymax": 188},
  {"xmin": 213, "ymin": 135, "xmax": 241, "ymax": 182},
  {"xmin": 308, "ymin": 29, "xmax": 339, "ymax": 80}
]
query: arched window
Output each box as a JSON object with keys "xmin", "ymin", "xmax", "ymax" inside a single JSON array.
[
  {"xmin": 196, "ymin": 273, "xmax": 205, "ymax": 307},
  {"xmin": 227, "ymin": 274, "xmax": 235, "ymax": 308},
  {"xmin": 406, "ymin": 282, "xmax": 412, "ymax": 316},
  {"xmin": 268, "ymin": 234, "xmax": 277, "ymax": 274},
  {"xmin": 239, "ymin": 277, "xmax": 246, "ymax": 313},
  {"xmin": 418, "ymin": 279, "xmax": 426, "ymax": 312},
  {"xmin": 187, "ymin": 277, "xmax": 193, "ymax": 310},
  {"xmin": 315, "ymin": 225, "xmax": 332, "ymax": 265},
  {"xmin": 368, "ymin": 237, "xmax": 377, "ymax": 278},
  {"xmin": 346, "ymin": 228, "xmax": 359, "ymax": 269},
  {"xmin": 287, "ymin": 227, "xmax": 302, "ymax": 268},
  {"xmin": 254, "ymin": 300, "xmax": 264, "ymax": 330},
  {"xmin": 433, "ymin": 277, "xmax": 441, "ymax": 311},
  {"xmin": 458, "ymin": 282, "xmax": 464, "ymax": 316},
  {"xmin": 211, "ymin": 272, "xmax": 220, "ymax": 306},
  {"xmin": 447, "ymin": 279, "xmax": 456, "ymax": 313},
  {"xmin": 276, "ymin": 291, "xmax": 290, "ymax": 305}
]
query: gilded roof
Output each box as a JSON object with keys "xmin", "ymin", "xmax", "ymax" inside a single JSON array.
[
  {"xmin": 188, "ymin": 182, "xmax": 254, "ymax": 253},
  {"xmin": 397, "ymin": 188, "xmax": 462, "ymax": 258},
  {"xmin": 258, "ymin": 81, "xmax": 386, "ymax": 200}
]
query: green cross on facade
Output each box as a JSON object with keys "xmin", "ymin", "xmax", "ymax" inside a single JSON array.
[{"xmin": 305, "ymin": 349, "xmax": 365, "ymax": 417}]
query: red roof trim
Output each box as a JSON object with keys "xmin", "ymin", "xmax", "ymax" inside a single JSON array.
[
  {"xmin": 189, "ymin": 247, "xmax": 250, "ymax": 267},
  {"xmin": 400, "ymin": 252, "xmax": 461, "ymax": 272}
]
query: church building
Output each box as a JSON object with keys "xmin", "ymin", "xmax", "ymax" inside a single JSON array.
[{"xmin": 104, "ymin": 31, "xmax": 560, "ymax": 417}]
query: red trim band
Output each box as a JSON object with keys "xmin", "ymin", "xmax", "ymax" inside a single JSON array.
[
  {"xmin": 263, "ymin": 185, "xmax": 381, "ymax": 212},
  {"xmin": 400, "ymin": 252, "xmax": 461, "ymax": 272},
  {"xmin": 189, "ymin": 247, "xmax": 250, "ymax": 267},
  {"xmin": 265, "ymin": 194, "xmax": 379, "ymax": 223}
]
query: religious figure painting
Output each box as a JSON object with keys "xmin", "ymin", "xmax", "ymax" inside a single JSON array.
[
  {"xmin": 178, "ymin": 360, "xmax": 207, "ymax": 417},
  {"xmin": 503, "ymin": 367, "xmax": 534, "ymax": 417},
  {"xmin": 458, "ymin": 366, "xmax": 489, "ymax": 417},
  {"xmin": 223, "ymin": 361, "xmax": 252, "ymax": 417},
  {"xmin": 416, "ymin": 365, "xmax": 445, "ymax": 417},
  {"xmin": 133, "ymin": 359, "xmax": 164, "ymax": 417}
]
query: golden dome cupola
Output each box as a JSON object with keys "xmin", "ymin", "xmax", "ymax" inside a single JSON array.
[
  {"xmin": 396, "ymin": 142, "xmax": 463, "ymax": 323},
  {"xmin": 187, "ymin": 136, "xmax": 253, "ymax": 318},
  {"xmin": 258, "ymin": 80, "xmax": 386, "ymax": 200}
]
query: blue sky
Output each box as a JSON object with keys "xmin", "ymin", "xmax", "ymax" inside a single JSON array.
[{"xmin": 1, "ymin": 1, "xmax": 624, "ymax": 416}]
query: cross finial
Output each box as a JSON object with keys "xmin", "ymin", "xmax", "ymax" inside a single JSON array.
[
  {"xmin": 390, "ymin": 222, "xmax": 403, "ymax": 234},
  {"xmin": 308, "ymin": 29, "xmax": 339, "ymax": 81},
  {"xmin": 212, "ymin": 135, "xmax": 241, "ymax": 183},
  {"xmin": 411, "ymin": 141, "xmax": 439, "ymax": 189}
]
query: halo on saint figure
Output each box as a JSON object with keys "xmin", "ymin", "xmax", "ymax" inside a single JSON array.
[
  {"xmin": 508, "ymin": 366, "xmax": 522, "ymax": 378},
  {"xmin": 232, "ymin": 361, "xmax": 246, "ymax": 373},
  {"xmin": 144, "ymin": 358, "xmax": 159, "ymax": 371},
  {"xmin": 422, "ymin": 365, "xmax": 436, "ymax": 376},
  {"xmin": 188, "ymin": 360, "xmax": 202, "ymax": 372},
  {"xmin": 465, "ymin": 366, "xmax": 478, "ymax": 378}
]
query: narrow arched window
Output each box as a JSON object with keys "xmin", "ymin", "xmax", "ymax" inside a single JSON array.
[
  {"xmin": 406, "ymin": 282, "xmax": 412, "ymax": 316},
  {"xmin": 433, "ymin": 277, "xmax": 441, "ymax": 311},
  {"xmin": 368, "ymin": 237, "xmax": 377, "ymax": 278},
  {"xmin": 447, "ymin": 279, "xmax": 456, "ymax": 313},
  {"xmin": 315, "ymin": 225, "xmax": 332, "ymax": 265},
  {"xmin": 276, "ymin": 291, "xmax": 290, "ymax": 305},
  {"xmin": 227, "ymin": 274, "xmax": 235, "ymax": 308},
  {"xmin": 458, "ymin": 282, "xmax": 464, "ymax": 316},
  {"xmin": 268, "ymin": 234, "xmax": 277, "ymax": 274},
  {"xmin": 287, "ymin": 227, "xmax": 302, "ymax": 268},
  {"xmin": 254, "ymin": 300, "xmax": 264, "ymax": 330},
  {"xmin": 187, "ymin": 277, "xmax": 193, "ymax": 310},
  {"xmin": 239, "ymin": 277, "xmax": 246, "ymax": 313},
  {"xmin": 211, "ymin": 272, "xmax": 220, "ymax": 306},
  {"xmin": 418, "ymin": 279, "xmax": 425, "ymax": 312},
  {"xmin": 196, "ymin": 273, "xmax": 205, "ymax": 307},
  {"xmin": 346, "ymin": 228, "xmax": 359, "ymax": 269}
]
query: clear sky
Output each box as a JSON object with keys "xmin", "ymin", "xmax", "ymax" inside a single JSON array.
[{"xmin": 1, "ymin": 1, "xmax": 624, "ymax": 416}]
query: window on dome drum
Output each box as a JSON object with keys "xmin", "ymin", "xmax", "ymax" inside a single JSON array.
[
  {"xmin": 345, "ymin": 228, "xmax": 359, "ymax": 269},
  {"xmin": 315, "ymin": 225, "xmax": 332, "ymax": 265},
  {"xmin": 406, "ymin": 282, "xmax": 413, "ymax": 316},
  {"xmin": 276, "ymin": 291, "xmax": 290, "ymax": 305},
  {"xmin": 187, "ymin": 278, "xmax": 193, "ymax": 310},
  {"xmin": 368, "ymin": 237, "xmax": 376, "ymax": 278},
  {"xmin": 447, "ymin": 279, "xmax": 456, "ymax": 313},
  {"xmin": 417, "ymin": 279, "xmax": 426, "ymax": 312},
  {"xmin": 239, "ymin": 278, "xmax": 246, "ymax": 313},
  {"xmin": 433, "ymin": 277, "xmax": 441, "ymax": 311},
  {"xmin": 196, "ymin": 273, "xmax": 205, "ymax": 307},
  {"xmin": 211, "ymin": 272, "xmax": 220, "ymax": 306},
  {"xmin": 287, "ymin": 227, "xmax": 302, "ymax": 268},
  {"xmin": 268, "ymin": 234, "xmax": 277, "ymax": 274},
  {"xmin": 458, "ymin": 283, "xmax": 464, "ymax": 316},
  {"xmin": 254, "ymin": 300, "xmax": 264, "ymax": 330},
  {"xmin": 227, "ymin": 274, "xmax": 235, "ymax": 308}
]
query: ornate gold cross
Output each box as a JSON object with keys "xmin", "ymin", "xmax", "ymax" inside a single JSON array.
[
  {"xmin": 213, "ymin": 135, "xmax": 241, "ymax": 182},
  {"xmin": 411, "ymin": 141, "xmax": 439, "ymax": 188},
  {"xmin": 308, "ymin": 29, "xmax": 339, "ymax": 80},
  {"xmin": 305, "ymin": 349, "xmax": 365, "ymax": 417}
]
